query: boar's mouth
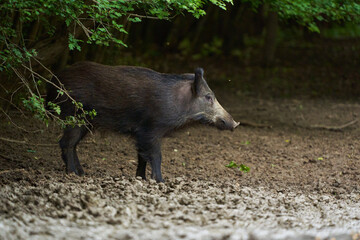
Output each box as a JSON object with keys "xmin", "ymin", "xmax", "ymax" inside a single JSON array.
[
  {"xmin": 214, "ymin": 117, "xmax": 240, "ymax": 131},
  {"xmin": 196, "ymin": 113, "xmax": 239, "ymax": 131},
  {"xmin": 190, "ymin": 100, "xmax": 239, "ymax": 131}
]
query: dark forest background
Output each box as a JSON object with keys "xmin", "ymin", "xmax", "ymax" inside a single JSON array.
[{"xmin": 51, "ymin": 3, "xmax": 360, "ymax": 99}]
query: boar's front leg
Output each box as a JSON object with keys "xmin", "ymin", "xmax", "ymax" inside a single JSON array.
[{"xmin": 135, "ymin": 133, "xmax": 163, "ymax": 182}]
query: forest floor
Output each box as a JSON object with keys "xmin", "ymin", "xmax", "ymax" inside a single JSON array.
[{"xmin": 0, "ymin": 93, "xmax": 360, "ymax": 240}]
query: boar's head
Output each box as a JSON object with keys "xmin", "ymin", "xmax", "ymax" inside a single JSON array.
[{"xmin": 189, "ymin": 68, "xmax": 239, "ymax": 131}]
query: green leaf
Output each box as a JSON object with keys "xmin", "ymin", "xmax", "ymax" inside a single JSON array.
[
  {"xmin": 226, "ymin": 161, "xmax": 250, "ymax": 173},
  {"xmin": 68, "ymin": 33, "xmax": 82, "ymax": 51},
  {"xmin": 308, "ymin": 22, "xmax": 320, "ymax": 33},
  {"xmin": 239, "ymin": 164, "xmax": 250, "ymax": 173},
  {"xmin": 225, "ymin": 161, "xmax": 237, "ymax": 168}
]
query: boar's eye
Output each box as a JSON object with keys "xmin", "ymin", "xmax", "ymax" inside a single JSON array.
[{"xmin": 205, "ymin": 94, "xmax": 213, "ymax": 104}]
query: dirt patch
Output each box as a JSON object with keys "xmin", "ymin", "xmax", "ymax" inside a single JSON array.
[{"xmin": 1, "ymin": 96, "xmax": 360, "ymax": 239}]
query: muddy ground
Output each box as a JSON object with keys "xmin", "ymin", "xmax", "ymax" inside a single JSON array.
[{"xmin": 0, "ymin": 95, "xmax": 360, "ymax": 240}]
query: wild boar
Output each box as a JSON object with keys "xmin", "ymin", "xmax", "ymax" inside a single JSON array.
[{"xmin": 47, "ymin": 62, "xmax": 239, "ymax": 182}]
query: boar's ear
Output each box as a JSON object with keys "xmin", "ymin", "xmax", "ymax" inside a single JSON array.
[{"xmin": 192, "ymin": 68, "xmax": 204, "ymax": 96}]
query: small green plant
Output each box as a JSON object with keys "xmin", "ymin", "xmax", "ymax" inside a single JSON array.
[
  {"xmin": 225, "ymin": 161, "xmax": 250, "ymax": 173},
  {"xmin": 239, "ymin": 164, "xmax": 250, "ymax": 172}
]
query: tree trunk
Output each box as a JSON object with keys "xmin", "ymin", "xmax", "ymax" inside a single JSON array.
[
  {"xmin": 263, "ymin": 9, "xmax": 279, "ymax": 67},
  {"xmin": 31, "ymin": 35, "xmax": 68, "ymax": 73},
  {"xmin": 53, "ymin": 46, "xmax": 69, "ymax": 73},
  {"xmin": 28, "ymin": 20, "xmax": 41, "ymax": 46},
  {"xmin": 30, "ymin": 21, "xmax": 92, "ymax": 74},
  {"xmin": 72, "ymin": 41, "xmax": 89, "ymax": 63}
]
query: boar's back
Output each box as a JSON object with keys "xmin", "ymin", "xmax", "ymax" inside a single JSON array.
[{"xmin": 51, "ymin": 62, "xmax": 193, "ymax": 133}]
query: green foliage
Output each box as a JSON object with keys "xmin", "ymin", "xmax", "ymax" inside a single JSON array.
[
  {"xmin": 22, "ymin": 94, "xmax": 48, "ymax": 123},
  {"xmin": 22, "ymin": 93, "xmax": 97, "ymax": 128},
  {"xmin": 47, "ymin": 101, "xmax": 61, "ymax": 115},
  {"xmin": 225, "ymin": 161, "xmax": 250, "ymax": 173},
  {"xmin": 322, "ymin": 23, "xmax": 360, "ymax": 38},
  {"xmin": 242, "ymin": 0, "xmax": 360, "ymax": 32},
  {"xmin": 270, "ymin": 0, "xmax": 360, "ymax": 32},
  {"xmin": 0, "ymin": 0, "xmax": 233, "ymax": 71},
  {"xmin": 68, "ymin": 34, "xmax": 82, "ymax": 51}
]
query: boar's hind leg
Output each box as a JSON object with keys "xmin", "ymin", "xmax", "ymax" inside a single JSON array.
[
  {"xmin": 136, "ymin": 135, "xmax": 163, "ymax": 183},
  {"xmin": 136, "ymin": 153, "xmax": 147, "ymax": 180},
  {"xmin": 59, "ymin": 126, "xmax": 88, "ymax": 176}
]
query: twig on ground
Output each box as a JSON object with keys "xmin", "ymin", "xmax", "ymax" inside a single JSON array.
[
  {"xmin": 0, "ymin": 137, "xmax": 27, "ymax": 144},
  {"xmin": 0, "ymin": 137, "xmax": 93, "ymax": 146},
  {"xmin": 0, "ymin": 137, "xmax": 56, "ymax": 146},
  {"xmin": 0, "ymin": 108, "xmax": 38, "ymax": 133},
  {"xmin": 0, "ymin": 153, "xmax": 14, "ymax": 161},
  {"xmin": 305, "ymin": 119, "xmax": 358, "ymax": 131},
  {"xmin": 0, "ymin": 168, "xmax": 27, "ymax": 175},
  {"xmin": 239, "ymin": 120, "xmax": 272, "ymax": 128}
]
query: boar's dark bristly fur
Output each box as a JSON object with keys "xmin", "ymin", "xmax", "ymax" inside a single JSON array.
[{"xmin": 47, "ymin": 61, "xmax": 239, "ymax": 182}]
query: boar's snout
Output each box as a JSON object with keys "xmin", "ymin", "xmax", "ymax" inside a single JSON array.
[
  {"xmin": 212, "ymin": 99, "xmax": 239, "ymax": 131},
  {"xmin": 215, "ymin": 116, "xmax": 239, "ymax": 131}
]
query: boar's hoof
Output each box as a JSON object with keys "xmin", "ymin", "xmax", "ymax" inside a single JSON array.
[
  {"xmin": 136, "ymin": 174, "xmax": 146, "ymax": 181},
  {"xmin": 152, "ymin": 175, "xmax": 164, "ymax": 183},
  {"xmin": 157, "ymin": 178, "xmax": 164, "ymax": 183},
  {"xmin": 66, "ymin": 166, "xmax": 85, "ymax": 176}
]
